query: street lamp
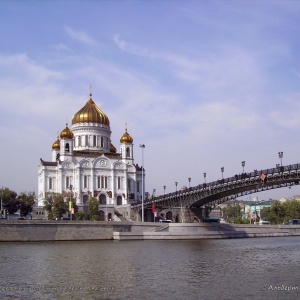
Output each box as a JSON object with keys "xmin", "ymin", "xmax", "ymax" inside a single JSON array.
[
  {"xmin": 163, "ymin": 185, "xmax": 166, "ymax": 195},
  {"xmin": 152, "ymin": 189, "xmax": 156, "ymax": 222},
  {"xmin": 221, "ymin": 167, "xmax": 224, "ymax": 180},
  {"xmin": 242, "ymin": 161, "xmax": 245, "ymax": 173},
  {"xmin": 203, "ymin": 173, "xmax": 206, "ymax": 184},
  {"xmin": 278, "ymin": 151, "xmax": 283, "ymax": 166},
  {"xmin": 139, "ymin": 144, "xmax": 145, "ymax": 222},
  {"xmin": 188, "ymin": 177, "xmax": 191, "ymax": 188},
  {"xmin": 175, "ymin": 182, "xmax": 178, "ymax": 192}
]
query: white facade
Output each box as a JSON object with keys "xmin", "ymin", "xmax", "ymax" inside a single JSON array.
[{"xmin": 38, "ymin": 93, "xmax": 145, "ymax": 211}]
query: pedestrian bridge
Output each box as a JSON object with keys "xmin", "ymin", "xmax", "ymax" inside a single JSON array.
[{"xmin": 131, "ymin": 163, "xmax": 300, "ymax": 220}]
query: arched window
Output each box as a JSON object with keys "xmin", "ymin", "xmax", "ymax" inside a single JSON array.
[
  {"xmin": 117, "ymin": 196, "xmax": 122, "ymax": 206},
  {"xmin": 128, "ymin": 179, "xmax": 131, "ymax": 191},
  {"xmin": 126, "ymin": 147, "xmax": 130, "ymax": 157},
  {"xmin": 93, "ymin": 135, "xmax": 96, "ymax": 147},
  {"xmin": 99, "ymin": 194, "xmax": 106, "ymax": 205},
  {"xmin": 78, "ymin": 136, "xmax": 81, "ymax": 147},
  {"xmin": 83, "ymin": 194, "xmax": 88, "ymax": 205},
  {"xmin": 84, "ymin": 175, "xmax": 88, "ymax": 188},
  {"xmin": 99, "ymin": 210, "xmax": 105, "ymax": 221},
  {"xmin": 65, "ymin": 143, "xmax": 70, "ymax": 152},
  {"xmin": 49, "ymin": 178, "xmax": 53, "ymax": 190}
]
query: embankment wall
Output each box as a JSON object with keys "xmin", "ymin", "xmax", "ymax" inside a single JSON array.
[
  {"xmin": 1, "ymin": 221, "xmax": 300, "ymax": 242},
  {"xmin": 0, "ymin": 221, "xmax": 159, "ymax": 242}
]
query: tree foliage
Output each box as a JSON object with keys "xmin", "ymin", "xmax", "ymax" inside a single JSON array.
[
  {"xmin": 0, "ymin": 188, "xmax": 35, "ymax": 216},
  {"xmin": 222, "ymin": 204, "xmax": 242, "ymax": 220},
  {"xmin": 1, "ymin": 187, "xmax": 18, "ymax": 214},
  {"xmin": 43, "ymin": 193, "xmax": 68, "ymax": 219},
  {"xmin": 17, "ymin": 192, "xmax": 35, "ymax": 216},
  {"xmin": 88, "ymin": 197, "xmax": 99, "ymax": 221},
  {"xmin": 261, "ymin": 200, "xmax": 300, "ymax": 224}
]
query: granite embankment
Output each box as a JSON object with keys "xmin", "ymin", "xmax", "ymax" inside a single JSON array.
[{"xmin": 1, "ymin": 220, "xmax": 300, "ymax": 241}]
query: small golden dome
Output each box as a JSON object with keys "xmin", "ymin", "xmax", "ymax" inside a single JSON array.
[
  {"xmin": 60, "ymin": 124, "xmax": 74, "ymax": 139},
  {"xmin": 52, "ymin": 137, "xmax": 60, "ymax": 150},
  {"xmin": 72, "ymin": 93, "xmax": 110, "ymax": 125},
  {"xmin": 110, "ymin": 142, "xmax": 117, "ymax": 153},
  {"xmin": 120, "ymin": 128, "xmax": 133, "ymax": 144}
]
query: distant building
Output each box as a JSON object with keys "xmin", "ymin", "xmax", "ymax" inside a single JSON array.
[
  {"xmin": 279, "ymin": 197, "xmax": 287, "ymax": 203},
  {"xmin": 37, "ymin": 92, "xmax": 145, "ymax": 220},
  {"xmin": 244, "ymin": 199, "xmax": 274, "ymax": 219},
  {"xmin": 292, "ymin": 195, "xmax": 300, "ymax": 202}
]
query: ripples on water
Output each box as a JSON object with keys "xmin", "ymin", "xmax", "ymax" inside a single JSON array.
[{"xmin": 0, "ymin": 237, "xmax": 299, "ymax": 299}]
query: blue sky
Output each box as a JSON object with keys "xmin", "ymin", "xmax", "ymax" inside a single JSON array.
[{"xmin": 1, "ymin": 0, "xmax": 300, "ymax": 201}]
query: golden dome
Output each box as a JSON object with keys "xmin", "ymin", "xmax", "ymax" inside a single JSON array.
[
  {"xmin": 60, "ymin": 124, "xmax": 74, "ymax": 139},
  {"xmin": 52, "ymin": 137, "xmax": 60, "ymax": 150},
  {"xmin": 120, "ymin": 128, "xmax": 133, "ymax": 144},
  {"xmin": 72, "ymin": 93, "xmax": 110, "ymax": 126},
  {"xmin": 110, "ymin": 142, "xmax": 117, "ymax": 153}
]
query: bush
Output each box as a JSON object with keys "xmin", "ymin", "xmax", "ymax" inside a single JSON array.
[{"xmin": 90, "ymin": 215, "xmax": 99, "ymax": 221}]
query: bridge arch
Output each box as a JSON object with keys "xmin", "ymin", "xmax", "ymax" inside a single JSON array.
[{"xmin": 166, "ymin": 211, "xmax": 173, "ymax": 221}]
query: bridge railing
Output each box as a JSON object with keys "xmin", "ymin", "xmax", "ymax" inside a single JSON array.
[
  {"xmin": 135, "ymin": 164, "xmax": 300, "ymax": 205},
  {"xmin": 132, "ymin": 163, "xmax": 300, "ymax": 206}
]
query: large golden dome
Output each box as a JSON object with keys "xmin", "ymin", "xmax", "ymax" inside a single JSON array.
[
  {"xmin": 72, "ymin": 93, "xmax": 110, "ymax": 126},
  {"xmin": 120, "ymin": 128, "xmax": 133, "ymax": 144},
  {"xmin": 60, "ymin": 124, "xmax": 74, "ymax": 139},
  {"xmin": 52, "ymin": 137, "xmax": 60, "ymax": 150}
]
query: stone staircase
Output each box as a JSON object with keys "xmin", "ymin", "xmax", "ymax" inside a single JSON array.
[{"xmin": 114, "ymin": 209, "xmax": 131, "ymax": 222}]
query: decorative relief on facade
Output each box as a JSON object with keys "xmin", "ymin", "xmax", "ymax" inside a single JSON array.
[{"xmin": 99, "ymin": 159, "xmax": 107, "ymax": 167}]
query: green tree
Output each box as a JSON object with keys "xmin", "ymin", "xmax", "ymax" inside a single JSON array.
[
  {"xmin": 76, "ymin": 211, "xmax": 89, "ymax": 220},
  {"xmin": 222, "ymin": 204, "xmax": 242, "ymax": 221},
  {"xmin": 52, "ymin": 194, "xmax": 68, "ymax": 219},
  {"xmin": 43, "ymin": 193, "xmax": 68, "ymax": 219},
  {"xmin": 282, "ymin": 200, "xmax": 300, "ymax": 222},
  {"xmin": 18, "ymin": 192, "xmax": 35, "ymax": 217},
  {"xmin": 261, "ymin": 200, "xmax": 285, "ymax": 224},
  {"xmin": 88, "ymin": 197, "xmax": 99, "ymax": 221},
  {"xmin": 43, "ymin": 192, "xmax": 55, "ymax": 219},
  {"xmin": 0, "ymin": 187, "xmax": 18, "ymax": 214}
]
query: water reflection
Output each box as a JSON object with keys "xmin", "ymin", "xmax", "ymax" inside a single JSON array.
[{"xmin": 0, "ymin": 237, "xmax": 299, "ymax": 299}]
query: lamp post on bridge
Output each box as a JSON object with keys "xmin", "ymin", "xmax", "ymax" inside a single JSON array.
[
  {"xmin": 152, "ymin": 189, "xmax": 156, "ymax": 222},
  {"xmin": 175, "ymin": 182, "xmax": 178, "ymax": 192},
  {"xmin": 221, "ymin": 167, "xmax": 224, "ymax": 180},
  {"xmin": 188, "ymin": 177, "xmax": 191, "ymax": 188},
  {"xmin": 278, "ymin": 151, "xmax": 283, "ymax": 167},
  {"xmin": 203, "ymin": 173, "xmax": 206, "ymax": 184},
  {"xmin": 242, "ymin": 161, "xmax": 245, "ymax": 173},
  {"xmin": 139, "ymin": 144, "xmax": 145, "ymax": 222},
  {"xmin": 163, "ymin": 185, "xmax": 166, "ymax": 195}
]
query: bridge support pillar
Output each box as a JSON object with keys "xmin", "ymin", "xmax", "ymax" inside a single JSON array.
[{"xmin": 190, "ymin": 206, "xmax": 210, "ymax": 221}]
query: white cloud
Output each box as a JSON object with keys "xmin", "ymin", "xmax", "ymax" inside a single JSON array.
[{"xmin": 65, "ymin": 26, "xmax": 98, "ymax": 46}]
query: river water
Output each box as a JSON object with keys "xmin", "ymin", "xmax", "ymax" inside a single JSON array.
[{"xmin": 0, "ymin": 237, "xmax": 299, "ymax": 300}]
